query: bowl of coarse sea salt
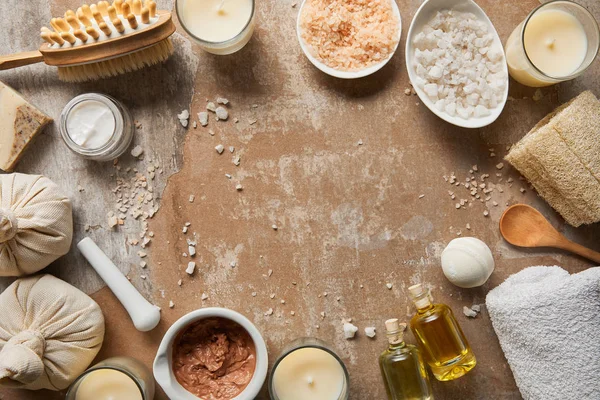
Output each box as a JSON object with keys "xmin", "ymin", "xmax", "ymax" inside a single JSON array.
[
  {"xmin": 406, "ymin": 0, "xmax": 509, "ymax": 128},
  {"xmin": 297, "ymin": 0, "xmax": 402, "ymax": 79}
]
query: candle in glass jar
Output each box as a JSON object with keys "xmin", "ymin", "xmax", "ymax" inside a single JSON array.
[
  {"xmin": 505, "ymin": 1, "xmax": 599, "ymax": 87},
  {"xmin": 523, "ymin": 9, "xmax": 587, "ymax": 77},
  {"xmin": 75, "ymin": 369, "xmax": 143, "ymax": 400},
  {"xmin": 272, "ymin": 347, "xmax": 345, "ymax": 400},
  {"xmin": 177, "ymin": 0, "xmax": 255, "ymax": 54}
]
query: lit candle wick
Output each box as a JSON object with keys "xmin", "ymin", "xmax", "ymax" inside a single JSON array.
[
  {"xmin": 307, "ymin": 376, "xmax": 314, "ymax": 386},
  {"xmin": 545, "ymin": 38, "xmax": 556, "ymax": 49}
]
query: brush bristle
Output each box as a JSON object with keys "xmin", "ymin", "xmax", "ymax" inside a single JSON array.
[{"xmin": 57, "ymin": 38, "xmax": 173, "ymax": 82}]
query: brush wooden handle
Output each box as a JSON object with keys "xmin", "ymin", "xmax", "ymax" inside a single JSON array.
[{"xmin": 0, "ymin": 51, "xmax": 44, "ymax": 70}]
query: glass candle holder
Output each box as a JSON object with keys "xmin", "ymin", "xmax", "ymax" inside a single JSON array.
[
  {"xmin": 505, "ymin": 0, "xmax": 599, "ymax": 87},
  {"xmin": 269, "ymin": 338, "xmax": 350, "ymax": 400},
  {"xmin": 65, "ymin": 357, "xmax": 155, "ymax": 400},
  {"xmin": 59, "ymin": 93, "xmax": 134, "ymax": 161},
  {"xmin": 176, "ymin": 0, "xmax": 256, "ymax": 55}
]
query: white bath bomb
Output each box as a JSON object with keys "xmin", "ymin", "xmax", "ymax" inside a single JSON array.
[{"xmin": 441, "ymin": 237, "xmax": 495, "ymax": 288}]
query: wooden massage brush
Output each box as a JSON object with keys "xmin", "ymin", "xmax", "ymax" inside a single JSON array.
[{"xmin": 0, "ymin": 0, "xmax": 176, "ymax": 82}]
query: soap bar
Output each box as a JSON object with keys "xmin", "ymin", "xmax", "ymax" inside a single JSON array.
[{"xmin": 0, "ymin": 81, "xmax": 52, "ymax": 171}]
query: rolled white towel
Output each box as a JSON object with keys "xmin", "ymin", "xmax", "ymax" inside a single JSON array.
[{"xmin": 486, "ymin": 266, "xmax": 600, "ymax": 400}]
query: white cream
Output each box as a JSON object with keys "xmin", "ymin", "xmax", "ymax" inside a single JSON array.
[{"xmin": 66, "ymin": 100, "xmax": 115, "ymax": 149}]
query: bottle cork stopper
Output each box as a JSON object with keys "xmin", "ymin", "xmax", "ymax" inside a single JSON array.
[
  {"xmin": 385, "ymin": 318, "xmax": 399, "ymax": 332},
  {"xmin": 385, "ymin": 319, "xmax": 407, "ymax": 332},
  {"xmin": 408, "ymin": 283, "xmax": 424, "ymax": 297}
]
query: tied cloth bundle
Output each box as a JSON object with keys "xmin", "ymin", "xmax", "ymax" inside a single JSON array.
[
  {"xmin": 0, "ymin": 275, "xmax": 105, "ymax": 390},
  {"xmin": 0, "ymin": 173, "xmax": 73, "ymax": 276},
  {"xmin": 486, "ymin": 266, "xmax": 600, "ymax": 399}
]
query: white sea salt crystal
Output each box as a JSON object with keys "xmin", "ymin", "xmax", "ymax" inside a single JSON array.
[
  {"xmin": 365, "ymin": 327, "xmax": 377, "ymax": 338},
  {"xmin": 413, "ymin": 10, "xmax": 506, "ymax": 120},
  {"xmin": 343, "ymin": 322, "xmax": 359, "ymax": 339}
]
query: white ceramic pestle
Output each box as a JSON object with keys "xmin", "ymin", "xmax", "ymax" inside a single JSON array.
[{"xmin": 78, "ymin": 237, "xmax": 161, "ymax": 332}]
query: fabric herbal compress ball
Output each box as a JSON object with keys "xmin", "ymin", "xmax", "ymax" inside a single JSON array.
[
  {"xmin": 0, "ymin": 173, "xmax": 73, "ymax": 276},
  {"xmin": 0, "ymin": 275, "xmax": 105, "ymax": 390}
]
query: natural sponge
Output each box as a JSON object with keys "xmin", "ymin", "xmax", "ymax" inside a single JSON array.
[
  {"xmin": 0, "ymin": 173, "xmax": 73, "ymax": 276},
  {"xmin": 0, "ymin": 275, "xmax": 105, "ymax": 390},
  {"xmin": 505, "ymin": 91, "xmax": 600, "ymax": 227}
]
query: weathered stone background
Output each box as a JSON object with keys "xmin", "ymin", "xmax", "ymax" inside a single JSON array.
[{"xmin": 1, "ymin": 0, "xmax": 599, "ymax": 399}]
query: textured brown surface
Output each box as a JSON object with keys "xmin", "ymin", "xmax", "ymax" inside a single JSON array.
[{"xmin": 1, "ymin": 0, "xmax": 600, "ymax": 399}]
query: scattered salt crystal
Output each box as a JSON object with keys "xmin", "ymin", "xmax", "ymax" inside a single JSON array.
[
  {"xmin": 215, "ymin": 107, "xmax": 229, "ymax": 121},
  {"xmin": 463, "ymin": 306, "xmax": 478, "ymax": 318},
  {"xmin": 186, "ymin": 262, "xmax": 196, "ymax": 275},
  {"xmin": 365, "ymin": 327, "xmax": 377, "ymax": 338},
  {"xmin": 131, "ymin": 145, "xmax": 144, "ymax": 158},
  {"xmin": 343, "ymin": 322, "xmax": 359, "ymax": 339},
  {"xmin": 198, "ymin": 112, "xmax": 209, "ymax": 126}
]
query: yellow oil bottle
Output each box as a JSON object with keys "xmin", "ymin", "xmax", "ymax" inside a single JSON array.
[
  {"xmin": 408, "ymin": 284, "xmax": 476, "ymax": 381},
  {"xmin": 378, "ymin": 318, "xmax": 434, "ymax": 400}
]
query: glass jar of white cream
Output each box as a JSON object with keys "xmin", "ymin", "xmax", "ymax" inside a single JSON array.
[{"xmin": 60, "ymin": 93, "xmax": 134, "ymax": 161}]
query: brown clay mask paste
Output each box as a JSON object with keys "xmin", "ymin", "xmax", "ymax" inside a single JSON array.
[{"xmin": 172, "ymin": 317, "xmax": 256, "ymax": 400}]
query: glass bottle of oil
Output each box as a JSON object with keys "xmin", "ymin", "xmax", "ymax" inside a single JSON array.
[
  {"xmin": 378, "ymin": 318, "xmax": 434, "ymax": 400},
  {"xmin": 408, "ymin": 284, "xmax": 476, "ymax": 381}
]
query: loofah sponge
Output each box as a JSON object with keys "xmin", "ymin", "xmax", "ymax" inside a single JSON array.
[{"xmin": 506, "ymin": 91, "xmax": 600, "ymax": 227}]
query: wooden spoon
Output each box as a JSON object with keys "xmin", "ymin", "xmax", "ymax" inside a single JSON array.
[{"xmin": 500, "ymin": 204, "xmax": 600, "ymax": 264}]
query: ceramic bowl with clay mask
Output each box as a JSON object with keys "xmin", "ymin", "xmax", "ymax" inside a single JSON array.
[{"xmin": 153, "ymin": 308, "xmax": 268, "ymax": 400}]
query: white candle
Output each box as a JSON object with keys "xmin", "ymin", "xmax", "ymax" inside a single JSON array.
[
  {"xmin": 272, "ymin": 347, "xmax": 346, "ymax": 400},
  {"xmin": 75, "ymin": 369, "xmax": 143, "ymax": 400},
  {"xmin": 177, "ymin": 0, "xmax": 255, "ymax": 54},
  {"xmin": 505, "ymin": 2, "xmax": 598, "ymax": 87}
]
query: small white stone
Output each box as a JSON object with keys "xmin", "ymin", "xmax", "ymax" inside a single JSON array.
[
  {"xmin": 264, "ymin": 308, "xmax": 274, "ymax": 316},
  {"xmin": 272, "ymin": 224, "xmax": 278, "ymax": 230},
  {"xmin": 189, "ymin": 194, "xmax": 195, "ymax": 203},
  {"xmin": 471, "ymin": 304, "xmax": 481, "ymax": 313},
  {"xmin": 215, "ymin": 144, "xmax": 225, "ymax": 154},
  {"xmin": 206, "ymin": 102, "xmax": 217, "ymax": 112},
  {"xmin": 463, "ymin": 306, "xmax": 478, "ymax": 318},
  {"xmin": 177, "ymin": 279, "xmax": 183, "ymax": 286},
  {"xmin": 186, "ymin": 261, "xmax": 196, "ymax": 275},
  {"xmin": 217, "ymin": 97, "xmax": 229, "ymax": 105},
  {"xmin": 198, "ymin": 112, "xmax": 209, "ymax": 126},
  {"xmin": 236, "ymin": 184, "xmax": 243, "ymax": 191},
  {"xmin": 343, "ymin": 322, "xmax": 359, "ymax": 339},
  {"xmin": 386, "ymin": 283, "xmax": 393, "ymax": 289},
  {"xmin": 251, "ymin": 292, "xmax": 257, "ymax": 297},
  {"xmin": 177, "ymin": 110, "xmax": 189, "ymax": 120},
  {"xmin": 201, "ymin": 293, "xmax": 209, "ymax": 300},
  {"xmin": 230, "ymin": 261, "xmax": 236, "ymax": 268},
  {"xmin": 496, "ymin": 162, "xmax": 504, "ymax": 170},
  {"xmin": 189, "ymin": 246, "xmax": 196, "ymax": 257},
  {"xmin": 215, "ymin": 107, "xmax": 229, "ymax": 121},
  {"xmin": 229, "ymin": 146, "xmax": 235, "ymax": 153},
  {"xmin": 169, "ymin": 300, "xmax": 175, "ymax": 308},
  {"xmin": 131, "ymin": 145, "xmax": 144, "ymax": 158},
  {"xmin": 364, "ymin": 327, "xmax": 377, "ymax": 338}
]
